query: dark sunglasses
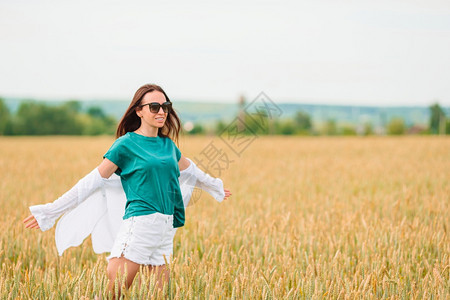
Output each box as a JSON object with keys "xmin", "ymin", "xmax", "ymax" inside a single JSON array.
[{"xmin": 139, "ymin": 101, "xmax": 172, "ymax": 113}]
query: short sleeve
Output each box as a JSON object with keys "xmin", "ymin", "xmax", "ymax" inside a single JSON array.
[
  {"xmin": 103, "ymin": 138, "xmax": 125, "ymax": 175},
  {"xmin": 175, "ymin": 144, "xmax": 181, "ymax": 162},
  {"xmin": 171, "ymin": 140, "xmax": 181, "ymax": 161}
]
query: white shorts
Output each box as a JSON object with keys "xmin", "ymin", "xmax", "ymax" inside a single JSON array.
[{"xmin": 107, "ymin": 213, "xmax": 177, "ymax": 266}]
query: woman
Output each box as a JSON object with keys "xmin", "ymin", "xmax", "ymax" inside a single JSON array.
[{"xmin": 23, "ymin": 84, "xmax": 232, "ymax": 295}]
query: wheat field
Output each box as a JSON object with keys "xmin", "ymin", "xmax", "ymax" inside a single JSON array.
[{"xmin": 0, "ymin": 135, "xmax": 448, "ymax": 299}]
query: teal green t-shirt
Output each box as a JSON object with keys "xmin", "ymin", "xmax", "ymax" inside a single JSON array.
[{"xmin": 103, "ymin": 132, "xmax": 184, "ymax": 228}]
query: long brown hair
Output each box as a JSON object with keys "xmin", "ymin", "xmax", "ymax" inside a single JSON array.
[{"xmin": 116, "ymin": 84, "xmax": 182, "ymax": 144}]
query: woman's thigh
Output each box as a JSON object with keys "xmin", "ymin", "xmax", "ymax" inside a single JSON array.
[
  {"xmin": 143, "ymin": 264, "xmax": 170, "ymax": 290},
  {"xmin": 107, "ymin": 256, "xmax": 141, "ymax": 287}
]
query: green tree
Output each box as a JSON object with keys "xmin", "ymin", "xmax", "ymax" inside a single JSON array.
[
  {"xmin": 322, "ymin": 119, "xmax": 337, "ymax": 135},
  {"xmin": 15, "ymin": 102, "xmax": 83, "ymax": 135},
  {"xmin": 215, "ymin": 120, "xmax": 226, "ymax": 135},
  {"xmin": 87, "ymin": 106, "xmax": 106, "ymax": 119},
  {"xmin": 242, "ymin": 113, "xmax": 269, "ymax": 135},
  {"xmin": 189, "ymin": 123, "xmax": 205, "ymax": 135},
  {"xmin": 294, "ymin": 111, "xmax": 312, "ymax": 134},
  {"xmin": 363, "ymin": 122, "xmax": 374, "ymax": 136},
  {"xmin": 0, "ymin": 98, "xmax": 10, "ymax": 135},
  {"xmin": 429, "ymin": 103, "xmax": 446, "ymax": 134},
  {"xmin": 277, "ymin": 119, "xmax": 296, "ymax": 135},
  {"xmin": 340, "ymin": 124, "xmax": 357, "ymax": 136},
  {"xmin": 387, "ymin": 118, "xmax": 405, "ymax": 135},
  {"xmin": 63, "ymin": 100, "xmax": 82, "ymax": 113},
  {"xmin": 294, "ymin": 111, "xmax": 311, "ymax": 129},
  {"xmin": 83, "ymin": 106, "xmax": 116, "ymax": 135}
]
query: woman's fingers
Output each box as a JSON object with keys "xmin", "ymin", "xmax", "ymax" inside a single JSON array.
[
  {"xmin": 223, "ymin": 188, "xmax": 232, "ymax": 199},
  {"xmin": 23, "ymin": 215, "xmax": 34, "ymax": 223},
  {"xmin": 30, "ymin": 223, "xmax": 40, "ymax": 229},
  {"xmin": 23, "ymin": 215, "xmax": 40, "ymax": 229},
  {"xmin": 24, "ymin": 220, "xmax": 36, "ymax": 228}
]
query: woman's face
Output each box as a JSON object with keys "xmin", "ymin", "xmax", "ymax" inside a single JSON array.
[{"xmin": 137, "ymin": 91, "xmax": 168, "ymax": 129}]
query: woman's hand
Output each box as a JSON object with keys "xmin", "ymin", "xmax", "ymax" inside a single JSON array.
[
  {"xmin": 23, "ymin": 215, "xmax": 40, "ymax": 229},
  {"xmin": 223, "ymin": 188, "xmax": 232, "ymax": 200}
]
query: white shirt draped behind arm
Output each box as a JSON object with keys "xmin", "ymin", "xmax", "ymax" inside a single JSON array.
[{"xmin": 30, "ymin": 158, "xmax": 225, "ymax": 256}]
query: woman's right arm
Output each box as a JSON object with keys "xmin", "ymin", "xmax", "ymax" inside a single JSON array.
[
  {"xmin": 23, "ymin": 159, "xmax": 118, "ymax": 231},
  {"xmin": 98, "ymin": 158, "xmax": 119, "ymax": 179}
]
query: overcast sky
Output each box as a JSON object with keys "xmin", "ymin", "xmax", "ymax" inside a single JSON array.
[{"xmin": 1, "ymin": 0, "xmax": 450, "ymax": 106}]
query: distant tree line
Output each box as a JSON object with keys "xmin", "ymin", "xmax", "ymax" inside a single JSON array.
[
  {"xmin": 187, "ymin": 102, "xmax": 450, "ymax": 136},
  {"xmin": 1, "ymin": 98, "xmax": 449, "ymax": 136},
  {"xmin": 0, "ymin": 98, "xmax": 116, "ymax": 135}
]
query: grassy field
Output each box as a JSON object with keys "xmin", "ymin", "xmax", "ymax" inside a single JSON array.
[{"xmin": 0, "ymin": 135, "xmax": 448, "ymax": 299}]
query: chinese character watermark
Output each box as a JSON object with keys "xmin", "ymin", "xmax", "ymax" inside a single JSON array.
[{"xmin": 186, "ymin": 92, "xmax": 282, "ymax": 206}]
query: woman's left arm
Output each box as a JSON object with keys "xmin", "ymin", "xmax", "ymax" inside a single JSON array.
[
  {"xmin": 178, "ymin": 155, "xmax": 191, "ymax": 171},
  {"xmin": 178, "ymin": 154, "xmax": 232, "ymax": 201}
]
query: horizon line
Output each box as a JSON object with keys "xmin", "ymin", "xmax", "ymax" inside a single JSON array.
[{"xmin": 1, "ymin": 95, "xmax": 449, "ymax": 108}]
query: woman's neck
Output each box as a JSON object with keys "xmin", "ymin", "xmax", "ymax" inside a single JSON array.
[{"xmin": 135, "ymin": 126, "xmax": 158, "ymax": 137}]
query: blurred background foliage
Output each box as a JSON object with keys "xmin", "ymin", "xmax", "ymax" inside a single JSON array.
[
  {"xmin": 0, "ymin": 99, "xmax": 116, "ymax": 135},
  {"xmin": 0, "ymin": 97, "xmax": 449, "ymax": 136}
]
